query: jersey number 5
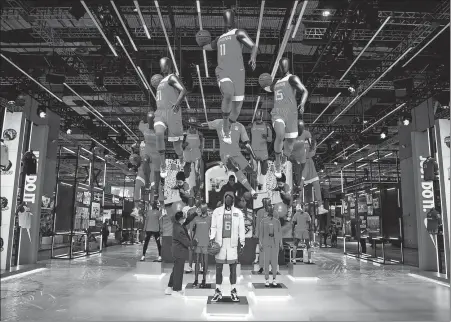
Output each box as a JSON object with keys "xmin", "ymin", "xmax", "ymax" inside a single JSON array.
[
  {"xmin": 275, "ymin": 90, "xmax": 284, "ymax": 101},
  {"xmin": 225, "ymin": 221, "xmax": 231, "ymax": 231},
  {"xmin": 156, "ymin": 90, "xmax": 162, "ymax": 101},
  {"xmin": 219, "ymin": 43, "xmax": 226, "ymax": 56}
]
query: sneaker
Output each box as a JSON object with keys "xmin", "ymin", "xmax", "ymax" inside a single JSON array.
[
  {"xmin": 160, "ymin": 165, "xmax": 168, "ymax": 178},
  {"xmin": 253, "ymin": 259, "xmax": 258, "ymax": 264},
  {"xmin": 231, "ymin": 288, "xmax": 240, "ymax": 302},
  {"xmin": 192, "ymin": 280, "xmax": 199, "ymax": 288},
  {"xmin": 211, "ymin": 289, "xmax": 222, "ymax": 302},
  {"xmin": 318, "ymin": 205, "xmax": 328, "ymax": 214},
  {"xmin": 291, "ymin": 259, "xmax": 296, "ymax": 264},
  {"xmin": 265, "ymin": 280, "xmax": 270, "ymax": 287},
  {"xmin": 258, "ymin": 267, "xmax": 263, "ymax": 274},
  {"xmin": 272, "ymin": 280, "xmax": 278, "ymax": 286},
  {"xmin": 274, "ymin": 161, "xmax": 282, "ymax": 178},
  {"xmin": 185, "ymin": 266, "xmax": 193, "ymax": 273},
  {"xmin": 140, "ymin": 256, "xmax": 145, "ymax": 261},
  {"xmin": 221, "ymin": 129, "xmax": 232, "ymax": 144},
  {"xmin": 200, "ymin": 280, "xmax": 207, "ymax": 288},
  {"xmin": 165, "ymin": 287, "xmax": 173, "ymax": 295},
  {"xmin": 172, "ymin": 290, "xmax": 184, "ymax": 298},
  {"xmin": 156, "ymin": 256, "xmax": 162, "ymax": 262}
]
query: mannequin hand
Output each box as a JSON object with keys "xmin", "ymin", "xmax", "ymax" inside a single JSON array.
[
  {"xmin": 248, "ymin": 56, "xmax": 256, "ymax": 71},
  {"xmin": 172, "ymin": 104, "xmax": 180, "ymax": 113},
  {"xmin": 182, "ymin": 142, "xmax": 189, "ymax": 150},
  {"xmin": 298, "ymin": 103, "xmax": 305, "ymax": 114},
  {"xmin": 259, "ymin": 244, "xmax": 263, "ymax": 251}
]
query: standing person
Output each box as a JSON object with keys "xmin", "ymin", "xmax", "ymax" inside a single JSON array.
[
  {"xmin": 210, "ymin": 192, "xmax": 245, "ymax": 302},
  {"xmin": 201, "ymin": 9, "xmax": 257, "ymax": 144},
  {"xmin": 254, "ymin": 198, "xmax": 271, "ymax": 274},
  {"xmin": 152, "ymin": 57, "xmax": 188, "ymax": 178},
  {"xmin": 173, "ymin": 172, "xmax": 193, "ymax": 204},
  {"xmin": 191, "ymin": 202, "xmax": 211, "ymax": 288},
  {"xmin": 165, "ymin": 210, "xmax": 198, "ymax": 297},
  {"xmin": 331, "ymin": 224, "xmax": 338, "ymax": 247},
  {"xmin": 141, "ymin": 202, "xmax": 162, "ymax": 262},
  {"xmin": 291, "ymin": 204, "xmax": 312, "ymax": 264},
  {"xmin": 182, "ymin": 117, "xmax": 204, "ymax": 196},
  {"xmin": 219, "ymin": 175, "xmax": 238, "ymax": 200},
  {"xmin": 272, "ymin": 173, "xmax": 292, "ymax": 207},
  {"xmin": 101, "ymin": 219, "xmax": 109, "ymax": 248},
  {"xmin": 182, "ymin": 197, "xmax": 199, "ymax": 273},
  {"xmin": 259, "ymin": 203, "xmax": 282, "ymax": 286}
]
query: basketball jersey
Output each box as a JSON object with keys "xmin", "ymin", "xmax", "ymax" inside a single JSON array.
[
  {"xmin": 144, "ymin": 209, "xmax": 161, "ymax": 232},
  {"xmin": 209, "ymin": 120, "xmax": 249, "ymax": 157},
  {"xmin": 185, "ymin": 133, "xmax": 201, "ymax": 159},
  {"xmin": 251, "ymin": 122, "xmax": 269, "ymax": 151},
  {"xmin": 260, "ymin": 217, "xmax": 280, "ymax": 246},
  {"xmin": 156, "ymin": 74, "xmax": 179, "ymax": 110},
  {"xmin": 273, "ymin": 74, "xmax": 296, "ymax": 111},
  {"xmin": 293, "ymin": 211, "xmax": 310, "ymax": 233},
  {"xmin": 291, "ymin": 137, "xmax": 306, "ymax": 163},
  {"xmin": 216, "ymin": 29, "xmax": 244, "ymax": 71},
  {"xmin": 193, "ymin": 215, "xmax": 211, "ymax": 246},
  {"xmin": 18, "ymin": 208, "xmax": 32, "ymax": 229},
  {"xmin": 222, "ymin": 211, "xmax": 233, "ymax": 238}
]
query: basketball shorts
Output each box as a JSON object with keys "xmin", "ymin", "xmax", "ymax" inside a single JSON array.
[
  {"xmin": 216, "ymin": 238, "xmax": 238, "ymax": 264},
  {"xmin": 216, "ymin": 66, "xmax": 245, "ymax": 102},
  {"xmin": 294, "ymin": 230, "xmax": 310, "ymax": 241},
  {"xmin": 194, "ymin": 245, "xmax": 208, "ymax": 254},
  {"xmin": 220, "ymin": 153, "xmax": 250, "ymax": 172},
  {"xmin": 254, "ymin": 149, "xmax": 269, "ymax": 161},
  {"xmin": 184, "ymin": 148, "xmax": 201, "ymax": 163},
  {"xmin": 154, "ymin": 109, "xmax": 183, "ymax": 141},
  {"xmin": 271, "ymin": 108, "xmax": 298, "ymax": 139},
  {"xmin": 134, "ymin": 175, "xmax": 145, "ymax": 201},
  {"xmin": 302, "ymin": 158, "xmax": 319, "ymax": 185}
]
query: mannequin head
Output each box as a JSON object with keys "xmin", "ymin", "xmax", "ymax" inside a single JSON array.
[
  {"xmin": 147, "ymin": 110, "xmax": 155, "ymax": 130},
  {"xmin": 159, "ymin": 57, "xmax": 172, "ymax": 75},
  {"xmin": 255, "ymin": 109, "xmax": 263, "ymax": 123},
  {"xmin": 188, "ymin": 116, "xmax": 198, "ymax": 133},
  {"xmin": 278, "ymin": 57, "xmax": 290, "ymax": 75},
  {"xmin": 297, "ymin": 119, "xmax": 305, "ymax": 135},
  {"xmin": 200, "ymin": 202, "xmax": 208, "ymax": 216},
  {"xmin": 267, "ymin": 204, "xmax": 274, "ymax": 217},
  {"xmin": 223, "ymin": 9, "xmax": 235, "ymax": 29},
  {"xmin": 262, "ymin": 198, "xmax": 271, "ymax": 212},
  {"xmin": 187, "ymin": 196, "xmax": 195, "ymax": 207}
]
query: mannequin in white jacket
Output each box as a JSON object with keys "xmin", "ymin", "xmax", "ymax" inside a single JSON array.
[{"xmin": 210, "ymin": 191, "xmax": 245, "ymax": 302}]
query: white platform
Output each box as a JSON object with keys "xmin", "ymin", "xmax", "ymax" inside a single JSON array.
[
  {"xmin": 288, "ymin": 262, "xmax": 318, "ymax": 278},
  {"xmin": 251, "ymin": 282, "xmax": 289, "ymax": 296},
  {"xmin": 136, "ymin": 261, "xmax": 163, "ymax": 275}
]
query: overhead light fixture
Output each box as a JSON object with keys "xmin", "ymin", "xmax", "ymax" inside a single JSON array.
[
  {"xmin": 322, "ymin": 10, "xmax": 331, "ymax": 17},
  {"xmin": 335, "ymin": 140, "xmax": 340, "ymax": 144},
  {"xmin": 402, "ymin": 114, "xmax": 411, "ymax": 126},
  {"xmin": 91, "ymin": 138, "xmax": 117, "ymax": 156},
  {"xmin": 331, "ymin": 143, "xmax": 355, "ymax": 162},
  {"xmin": 111, "ymin": 0, "xmax": 138, "ymax": 51},
  {"xmin": 318, "ymin": 131, "xmax": 335, "ymax": 146},
  {"xmin": 332, "ymin": 47, "xmax": 413, "ymax": 123},
  {"xmin": 196, "ymin": 0, "xmax": 210, "ymax": 77},
  {"xmin": 348, "ymin": 144, "xmax": 370, "ymax": 158},
  {"xmin": 340, "ymin": 16, "xmax": 391, "ymax": 81},
  {"xmin": 1, "ymin": 54, "xmax": 63, "ymax": 102},
  {"xmin": 196, "ymin": 65, "xmax": 209, "ymax": 123},
  {"xmin": 312, "ymin": 92, "xmax": 341, "ymax": 124},
  {"xmin": 137, "ymin": 66, "xmax": 152, "ymax": 91},
  {"xmin": 133, "ymin": 0, "xmax": 151, "ymax": 39},
  {"xmin": 117, "ymin": 117, "xmax": 139, "ymax": 141},
  {"xmin": 292, "ymin": 0, "xmax": 308, "ymax": 38},
  {"xmin": 37, "ymin": 106, "xmax": 47, "ymax": 118},
  {"xmin": 334, "ymin": 161, "xmax": 338, "ymax": 165},
  {"xmin": 80, "ymin": 0, "xmax": 118, "ymax": 57},
  {"xmin": 384, "ymin": 153, "xmax": 393, "ymax": 158},
  {"xmin": 380, "ymin": 128, "xmax": 388, "ymax": 139},
  {"xmin": 251, "ymin": 96, "xmax": 262, "ymax": 123},
  {"xmin": 357, "ymin": 163, "xmax": 368, "ymax": 169},
  {"xmin": 402, "ymin": 22, "xmax": 450, "ymax": 68},
  {"xmin": 362, "ymin": 103, "xmax": 406, "ymax": 133}
]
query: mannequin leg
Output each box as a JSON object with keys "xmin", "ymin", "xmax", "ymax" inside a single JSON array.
[
  {"xmin": 173, "ymin": 140, "xmax": 184, "ymax": 163},
  {"xmin": 155, "ymin": 125, "xmax": 166, "ymax": 176},
  {"xmin": 202, "ymin": 253, "xmax": 209, "ymax": 283},
  {"xmin": 283, "ymin": 138, "xmax": 296, "ymax": 159},
  {"xmin": 142, "ymin": 232, "xmax": 152, "ymax": 256},
  {"xmin": 218, "ymin": 81, "xmax": 234, "ymax": 138},
  {"xmin": 230, "ymin": 101, "xmax": 243, "ymax": 123},
  {"xmin": 273, "ymin": 121, "xmax": 285, "ymax": 176},
  {"xmin": 215, "ymin": 263, "xmax": 224, "ymax": 290},
  {"xmin": 194, "ymin": 252, "xmax": 201, "ymax": 284},
  {"xmin": 271, "ymin": 245, "xmax": 278, "ymax": 280},
  {"xmin": 312, "ymin": 180, "xmax": 323, "ymax": 205},
  {"xmin": 229, "ymin": 263, "xmax": 237, "ymax": 289},
  {"xmin": 153, "ymin": 231, "xmax": 161, "ymax": 257},
  {"xmin": 263, "ymin": 246, "xmax": 270, "ymax": 281}
]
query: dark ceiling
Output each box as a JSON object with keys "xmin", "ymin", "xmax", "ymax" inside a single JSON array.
[{"xmin": 1, "ymin": 0, "xmax": 449, "ymax": 188}]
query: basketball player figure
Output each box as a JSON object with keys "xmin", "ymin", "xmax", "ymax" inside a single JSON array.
[
  {"xmin": 182, "ymin": 117, "xmax": 204, "ymax": 197},
  {"xmin": 292, "ymin": 203, "xmax": 312, "ymax": 264},
  {"xmin": 201, "ymin": 119, "xmax": 259, "ymax": 198},
  {"xmin": 301, "ymin": 133, "xmax": 328, "ymax": 214},
  {"xmin": 249, "ymin": 109, "xmax": 272, "ymax": 191},
  {"xmin": 191, "ymin": 202, "xmax": 211, "ymax": 288},
  {"xmin": 153, "ymin": 57, "xmax": 188, "ymax": 178},
  {"xmin": 202, "ymin": 9, "xmax": 257, "ymax": 144},
  {"xmin": 210, "ymin": 192, "xmax": 246, "ymax": 302},
  {"xmin": 261, "ymin": 57, "xmax": 309, "ymax": 178},
  {"xmin": 254, "ymin": 197, "xmax": 271, "ymax": 274},
  {"xmin": 129, "ymin": 143, "xmax": 151, "ymax": 217},
  {"xmin": 289, "ymin": 120, "xmax": 309, "ymax": 197}
]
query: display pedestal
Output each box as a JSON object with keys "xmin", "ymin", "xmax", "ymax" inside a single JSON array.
[
  {"xmin": 288, "ymin": 263, "xmax": 318, "ymax": 278},
  {"xmin": 251, "ymin": 283, "xmax": 289, "ymax": 296},
  {"xmin": 206, "ymin": 296, "xmax": 249, "ymax": 316},
  {"xmin": 136, "ymin": 261, "xmax": 163, "ymax": 275},
  {"xmin": 184, "ymin": 283, "xmax": 216, "ymax": 297}
]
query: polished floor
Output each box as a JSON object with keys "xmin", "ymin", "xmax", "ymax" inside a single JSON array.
[{"xmin": 1, "ymin": 244, "xmax": 449, "ymax": 321}]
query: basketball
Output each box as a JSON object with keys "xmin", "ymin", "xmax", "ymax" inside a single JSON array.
[
  {"xmin": 207, "ymin": 240, "xmax": 221, "ymax": 256},
  {"xmin": 150, "ymin": 74, "xmax": 163, "ymax": 88},
  {"xmin": 258, "ymin": 73, "xmax": 272, "ymax": 88},
  {"xmin": 243, "ymin": 191, "xmax": 252, "ymax": 201},
  {"xmin": 273, "ymin": 202, "xmax": 288, "ymax": 219},
  {"xmin": 129, "ymin": 153, "xmax": 141, "ymax": 166},
  {"xmin": 195, "ymin": 29, "xmax": 211, "ymax": 47}
]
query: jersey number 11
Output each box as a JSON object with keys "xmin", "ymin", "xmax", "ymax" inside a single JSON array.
[{"xmin": 220, "ymin": 43, "xmax": 226, "ymax": 56}]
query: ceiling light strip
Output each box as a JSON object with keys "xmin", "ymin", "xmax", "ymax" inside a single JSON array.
[
  {"xmin": 361, "ymin": 103, "xmax": 406, "ymax": 133},
  {"xmin": 91, "ymin": 138, "xmax": 117, "ymax": 156},
  {"xmin": 255, "ymin": 0, "xmax": 265, "ymax": 53},
  {"xmin": 312, "ymin": 92, "xmax": 341, "ymax": 124},
  {"xmin": 292, "ymin": 1, "xmax": 308, "ymax": 38},
  {"xmin": 118, "ymin": 117, "xmax": 139, "ymax": 141},
  {"xmin": 80, "ymin": 0, "xmax": 118, "ymax": 57},
  {"xmin": 196, "ymin": 64, "xmax": 209, "ymax": 123},
  {"xmin": 196, "ymin": 1, "xmax": 209, "ymax": 78},
  {"xmin": 318, "ymin": 130, "xmax": 335, "ymax": 146},
  {"xmin": 402, "ymin": 22, "xmax": 450, "ymax": 68},
  {"xmin": 63, "ymin": 83, "xmax": 104, "ymax": 118},
  {"xmin": 137, "ymin": 66, "xmax": 156, "ymax": 100},
  {"xmin": 331, "ymin": 143, "xmax": 355, "ymax": 162},
  {"xmin": 118, "ymin": 144, "xmax": 131, "ymax": 155},
  {"xmin": 348, "ymin": 144, "xmax": 370, "ymax": 158},
  {"xmin": 111, "ymin": 0, "xmax": 138, "ymax": 51},
  {"xmin": 0, "ymin": 54, "xmax": 62, "ymax": 102},
  {"xmin": 134, "ymin": 0, "xmax": 151, "ymax": 39},
  {"xmin": 340, "ymin": 16, "xmax": 391, "ymax": 80},
  {"xmin": 271, "ymin": 1, "xmax": 298, "ymax": 78},
  {"xmin": 154, "ymin": 0, "xmax": 190, "ymax": 109},
  {"xmin": 251, "ymin": 96, "xmax": 261, "ymax": 123},
  {"xmin": 332, "ymin": 47, "xmax": 413, "ymax": 123}
]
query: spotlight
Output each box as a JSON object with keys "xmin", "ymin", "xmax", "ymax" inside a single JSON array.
[
  {"xmin": 348, "ymin": 86, "xmax": 355, "ymax": 94},
  {"xmin": 334, "ymin": 161, "xmax": 338, "ymax": 165},
  {"xmin": 320, "ymin": 169, "xmax": 324, "ymax": 173},
  {"xmin": 380, "ymin": 132, "xmax": 387, "ymax": 139},
  {"xmin": 402, "ymin": 118, "xmax": 410, "ymax": 126},
  {"xmin": 37, "ymin": 106, "xmax": 47, "ymax": 118},
  {"xmin": 66, "ymin": 128, "xmax": 72, "ymax": 135},
  {"xmin": 322, "ymin": 10, "xmax": 331, "ymax": 17},
  {"xmin": 335, "ymin": 140, "xmax": 340, "ymax": 144},
  {"xmin": 363, "ymin": 120, "xmax": 368, "ymax": 124}
]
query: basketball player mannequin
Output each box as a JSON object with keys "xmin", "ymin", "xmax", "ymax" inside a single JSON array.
[
  {"xmin": 191, "ymin": 202, "xmax": 211, "ymax": 288},
  {"xmin": 203, "ymin": 9, "xmax": 257, "ymax": 144},
  {"xmin": 182, "ymin": 117, "xmax": 204, "ymax": 197},
  {"xmin": 290, "ymin": 120, "xmax": 309, "ymax": 196},
  {"xmin": 249, "ymin": 109, "xmax": 272, "ymax": 191},
  {"xmin": 154, "ymin": 57, "xmax": 188, "ymax": 178},
  {"xmin": 262, "ymin": 57, "xmax": 309, "ymax": 178}
]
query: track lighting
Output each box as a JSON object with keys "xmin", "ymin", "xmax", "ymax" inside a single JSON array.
[
  {"xmin": 380, "ymin": 127, "xmax": 388, "ymax": 139},
  {"xmin": 402, "ymin": 114, "xmax": 411, "ymax": 126},
  {"xmin": 37, "ymin": 106, "xmax": 47, "ymax": 118}
]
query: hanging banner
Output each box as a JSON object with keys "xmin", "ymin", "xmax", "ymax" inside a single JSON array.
[{"xmin": 1, "ymin": 112, "xmax": 24, "ymax": 270}]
